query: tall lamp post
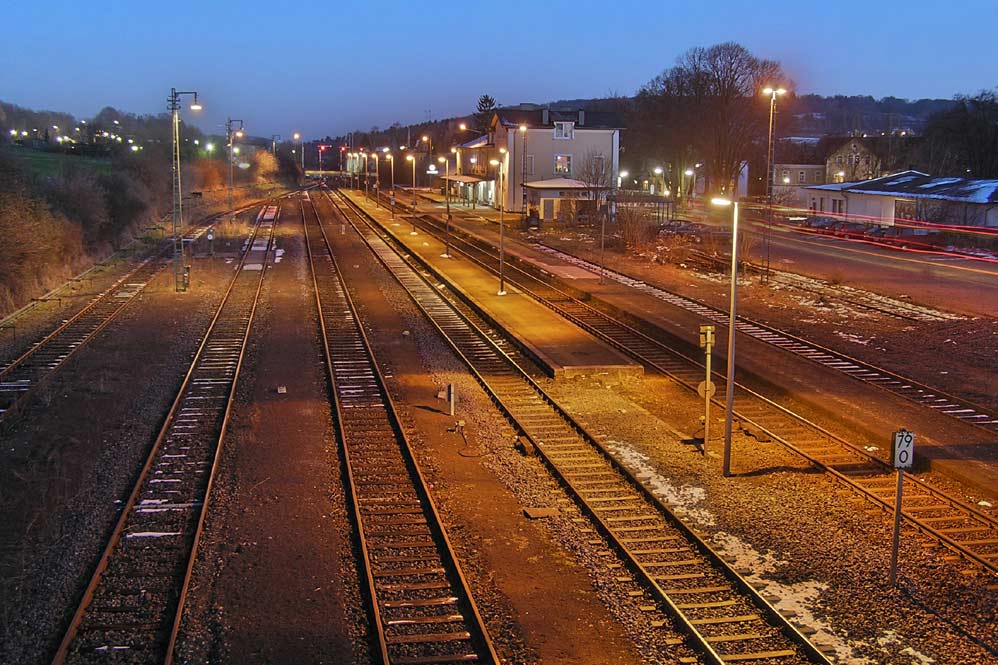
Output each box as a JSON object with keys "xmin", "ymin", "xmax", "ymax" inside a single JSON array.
[
  {"xmin": 711, "ymin": 196, "xmax": 740, "ymax": 478},
  {"xmin": 318, "ymin": 144, "xmax": 328, "ymax": 179},
  {"xmin": 226, "ymin": 118, "xmax": 244, "ymax": 222},
  {"xmin": 293, "ymin": 132, "xmax": 303, "ymax": 171},
  {"xmin": 385, "ymin": 152, "xmax": 395, "ymax": 218},
  {"xmin": 406, "ymin": 154, "xmax": 418, "ymax": 233},
  {"xmin": 762, "ymin": 86, "xmax": 786, "ymax": 283},
  {"xmin": 490, "ymin": 158, "xmax": 506, "ymax": 295},
  {"xmin": 169, "ymin": 88, "xmax": 201, "ymax": 292},
  {"xmin": 438, "ymin": 156, "xmax": 452, "ymax": 258},
  {"xmin": 519, "ymin": 124, "xmax": 528, "ymax": 216},
  {"xmin": 371, "ymin": 151, "xmax": 380, "ymax": 206},
  {"xmin": 270, "ymin": 134, "xmax": 281, "ymax": 156}
]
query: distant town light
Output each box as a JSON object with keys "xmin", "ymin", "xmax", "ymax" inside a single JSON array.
[
  {"xmin": 205, "ymin": 143, "xmax": 214, "ymax": 152},
  {"xmin": 8, "ymin": 129, "xmax": 16, "ymax": 136},
  {"xmin": 131, "ymin": 145, "xmax": 139, "ymax": 152},
  {"xmin": 684, "ymin": 169, "xmax": 694, "ymax": 176},
  {"xmin": 653, "ymin": 166, "xmax": 663, "ymax": 175}
]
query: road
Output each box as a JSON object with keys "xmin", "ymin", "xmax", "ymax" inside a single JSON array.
[{"xmin": 743, "ymin": 220, "xmax": 998, "ymax": 317}]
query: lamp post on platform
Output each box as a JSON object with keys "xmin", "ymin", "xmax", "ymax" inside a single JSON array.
[
  {"xmin": 406, "ymin": 154, "xmax": 418, "ymax": 234},
  {"xmin": 490, "ymin": 158, "xmax": 506, "ymax": 296},
  {"xmin": 438, "ymin": 156, "xmax": 452, "ymax": 258},
  {"xmin": 385, "ymin": 152, "xmax": 395, "ymax": 218}
]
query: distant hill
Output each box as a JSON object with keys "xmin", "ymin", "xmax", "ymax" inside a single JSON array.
[{"xmin": 540, "ymin": 94, "xmax": 956, "ymax": 137}]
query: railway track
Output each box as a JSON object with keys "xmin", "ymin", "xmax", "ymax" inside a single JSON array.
[
  {"xmin": 302, "ymin": 191, "xmax": 498, "ymax": 664},
  {"xmin": 537, "ymin": 245, "xmax": 997, "ymax": 435},
  {"xmin": 0, "ymin": 198, "xmax": 280, "ymax": 425},
  {"xmin": 355, "ymin": 191, "xmax": 998, "ymax": 577},
  {"xmin": 52, "ymin": 204, "xmax": 280, "ymax": 664},
  {"xmin": 328, "ymin": 188, "xmax": 831, "ymax": 664}
]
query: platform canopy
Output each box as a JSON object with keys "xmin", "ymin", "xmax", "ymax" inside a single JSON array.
[
  {"xmin": 438, "ymin": 174, "xmax": 484, "ymax": 183},
  {"xmin": 522, "ymin": 177, "xmax": 598, "ymax": 190}
]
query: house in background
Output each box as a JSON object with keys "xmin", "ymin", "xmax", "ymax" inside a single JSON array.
[
  {"xmin": 806, "ymin": 170, "xmax": 998, "ymax": 227},
  {"xmin": 456, "ymin": 107, "xmax": 623, "ymax": 222},
  {"xmin": 772, "ymin": 163, "xmax": 825, "ymax": 207},
  {"xmin": 822, "ymin": 134, "xmax": 918, "ymax": 183}
]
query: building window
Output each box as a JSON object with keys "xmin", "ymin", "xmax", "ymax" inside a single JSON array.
[
  {"xmin": 554, "ymin": 122, "xmax": 574, "ymax": 139},
  {"xmin": 526, "ymin": 155, "xmax": 534, "ymax": 175},
  {"xmin": 555, "ymin": 154, "xmax": 572, "ymax": 174},
  {"xmin": 798, "ymin": 170, "xmax": 806, "ymax": 183},
  {"xmin": 782, "ymin": 169, "xmax": 789, "ymax": 180}
]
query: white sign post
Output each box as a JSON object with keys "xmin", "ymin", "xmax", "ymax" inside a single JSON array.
[
  {"xmin": 890, "ymin": 429, "xmax": 914, "ymax": 587},
  {"xmin": 698, "ymin": 325, "xmax": 716, "ymax": 454}
]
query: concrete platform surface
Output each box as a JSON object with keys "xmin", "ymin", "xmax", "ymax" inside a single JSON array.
[{"xmin": 341, "ymin": 191, "xmax": 641, "ymax": 381}]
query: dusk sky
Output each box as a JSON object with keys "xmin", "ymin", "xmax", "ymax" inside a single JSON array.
[{"xmin": 4, "ymin": 0, "xmax": 996, "ymax": 139}]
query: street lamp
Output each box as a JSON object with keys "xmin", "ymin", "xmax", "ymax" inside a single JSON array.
[
  {"xmin": 371, "ymin": 151, "xmax": 380, "ymax": 207},
  {"xmin": 490, "ymin": 158, "xmax": 506, "ymax": 296},
  {"xmin": 710, "ymin": 196, "xmax": 740, "ymax": 478},
  {"xmin": 762, "ymin": 86, "xmax": 787, "ymax": 282},
  {"xmin": 271, "ymin": 134, "xmax": 281, "ymax": 156},
  {"xmin": 684, "ymin": 168, "xmax": 696, "ymax": 205},
  {"xmin": 293, "ymin": 132, "xmax": 304, "ymax": 171},
  {"xmin": 422, "ymin": 134, "xmax": 432, "ymax": 155},
  {"xmin": 226, "ymin": 118, "xmax": 244, "ymax": 221},
  {"xmin": 385, "ymin": 152, "xmax": 395, "ymax": 218},
  {"xmin": 318, "ymin": 144, "xmax": 329, "ymax": 179},
  {"xmin": 653, "ymin": 166, "xmax": 664, "ymax": 196},
  {"xmin": 438, "ymin": 156, "xmax": 452, "ymax": 258},
  {"xmin": 519, "ymin": 124, "xmax": 528, "ymax": 215},
  {"xmin": 169, "ymin": 87, "xmax": 202, "ymax": 291},
  {"xmin": 406, "ymin": 154, "xmax": 418, "ymax": 233},
  {"xmin": 618, "ymin": 170, "xmax": 629, "ymax": 189}
]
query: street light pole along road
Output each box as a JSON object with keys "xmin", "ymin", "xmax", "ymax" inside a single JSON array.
[{"xmin": 763, "ymin": 86, "xmax": 786, "ymax": 283}]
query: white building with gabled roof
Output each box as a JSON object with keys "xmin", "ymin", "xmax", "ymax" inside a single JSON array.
[{"xmin": 806, "ymin": 170, "xmax": 998, "ymax": 227}]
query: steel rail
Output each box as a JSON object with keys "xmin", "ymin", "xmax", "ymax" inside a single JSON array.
[
  {"xmin": 359, "ymin": 195, "xmax": 998, "ymax": 576},
  {"xmin": 52, "ymin": 202, "xmax": 281, "ymax": 664},
  {"xmin": 0, "ymin": 195, "xmax": 287, "ymax": 425},
  {"xmin": 303, "ymin": 191, "xmax": 498, "ymax": 665},
  {"xmin": 331, "ymin": 189, "xmax": 831, "ymax": 665},
  {"xmin": 537, "ymin": 243, "xmax": 997, "ymax": 434}
]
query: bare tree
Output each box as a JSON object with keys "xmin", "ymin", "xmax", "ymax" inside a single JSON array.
[
  {"xmin": 634, "ymin": 42, "xmax": 789, "ymax": 195},
  {"xmin": 576, "ymin": 149, "xmax": 611, "ymax": 222}
]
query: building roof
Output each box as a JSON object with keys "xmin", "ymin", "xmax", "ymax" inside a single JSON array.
[
  {"xmin": 807, "ymin": 170, "xmax": 998, "ymax": 204},
  {"xmin": 493, "ymin": 108, "xmax": 624, "ymax": 130}
]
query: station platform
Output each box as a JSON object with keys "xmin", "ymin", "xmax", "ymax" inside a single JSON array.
[
  {"xmin": 346, "ymin": 188, "xmax": 998, "ymax": 499},
  {"xmin": 341, "ymin": 191, "xmax": 641, "ymax": 381}
]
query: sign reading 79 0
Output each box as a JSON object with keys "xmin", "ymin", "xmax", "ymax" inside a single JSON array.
[{"xmin": 892, "ymin": 429, "xmax": 914, "ymax": 469}]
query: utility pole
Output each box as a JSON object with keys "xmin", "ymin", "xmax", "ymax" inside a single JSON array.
[
  {"xmin": 169, "ymin": 87, "xmax": 201, "ymax": 292},
  {"xmin": 271, "ymin": 134, "xmax": 281, "ymax": 156}
]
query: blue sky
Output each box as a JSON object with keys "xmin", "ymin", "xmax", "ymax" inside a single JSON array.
[{"xmin": 3, "ymin": 0, "xmax": 995, "ymax": 139}]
